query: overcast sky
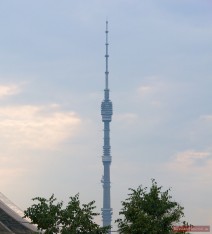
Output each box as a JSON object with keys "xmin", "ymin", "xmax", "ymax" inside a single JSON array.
[{"xmin": 0, "ymin": 0, "xmax": 212, "ymax": 232}]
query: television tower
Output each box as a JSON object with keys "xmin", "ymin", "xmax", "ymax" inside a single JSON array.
[{"xmin": 101, "ymin": 21, "xmax": 113, "ymax": 230}]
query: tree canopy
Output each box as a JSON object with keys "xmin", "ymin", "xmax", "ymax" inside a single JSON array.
[
  {"xmin": 116, "ymin": 179, "xmax": 190, "ymax": 234},
  {"xmin": 24, "ymin": 194, "xmax": 109, "ymax": 234},
  {"xmin": 24, "ymin": 180, "xmax": 190, "ymax": 234}
]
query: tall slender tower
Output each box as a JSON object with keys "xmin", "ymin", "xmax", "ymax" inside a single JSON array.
[{"xmin": 101, "ymin": 21, "xmax": 113, "ymax": 230}]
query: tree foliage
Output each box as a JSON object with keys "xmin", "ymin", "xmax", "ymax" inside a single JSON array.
[
  {"xmin": 24, "ymin": 194, "xmax": 109, "ymax": 234},
  {"xmin": 116, "ymin": 179, "xmax": 189, "ymax": 234}
]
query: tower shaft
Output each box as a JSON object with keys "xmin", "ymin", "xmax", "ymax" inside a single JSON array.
[{"xmin": 101, "ymin": 21, "xmax": 113, "ymax": 230}]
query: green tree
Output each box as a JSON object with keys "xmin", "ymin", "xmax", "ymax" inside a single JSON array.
[
  {"xmin": 115, "ymin": 179, "xmax": 190, "ymax": 234},
  {"xmin": 24, "ymin": 194, "xmax": 109, "ymax": 234}
]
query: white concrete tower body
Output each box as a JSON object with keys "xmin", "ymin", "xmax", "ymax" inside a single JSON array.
[{"xmin": 101, "ymin": 21, "xmax": 113, "ymax": 230}]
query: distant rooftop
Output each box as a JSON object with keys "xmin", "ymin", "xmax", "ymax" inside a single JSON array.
[{"xmin": 0, "ymin": 192, "xmax": 37, "ymax": 234}]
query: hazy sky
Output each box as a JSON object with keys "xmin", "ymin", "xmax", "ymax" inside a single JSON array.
[{"xmin": 0, "ymin": 0, "xmax": 212, "ymax": 232}]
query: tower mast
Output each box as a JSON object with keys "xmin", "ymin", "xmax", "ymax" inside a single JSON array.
[{"xmin": 101, "ymin": 21, "xmax": 113, "ymax": 231}]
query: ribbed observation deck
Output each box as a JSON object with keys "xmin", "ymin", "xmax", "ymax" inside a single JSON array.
[{"xmin": 101, "ymin": 99, "xmax": 112, "ymax": 122}]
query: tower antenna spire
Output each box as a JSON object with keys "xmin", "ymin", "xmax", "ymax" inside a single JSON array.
[
  {"xmin": 101, "ymin": 21, "xmax": 113, "ymax": 233},
  {"xmin": 105, "ymin": 20, "xmax": 109, "ymax": 91}
]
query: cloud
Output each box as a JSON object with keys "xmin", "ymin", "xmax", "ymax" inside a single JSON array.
[
  {"xmin": 136, "ymin": 76, "xmax": 170, "ymax": 108},
  {"xmin": 0, "ymin": 84, "xmax": 21, "ymax": 98},
  {"xmin": 0, "ymin": 105, "xmax": 81, "ymax": 150},
  {"xmin": 138, "ymin": 85, "xmax": 154, "ymax": 95},
  {"xmin": 114, "ymin": 113, "xmax": 139, "ymax": 125},
  {"xmin": 0, "ymin": 104, "xmax": 82, "ymax": 192},
  {"xmin": 166, "ymin": 150, "xmax": 211, "ymax": 172},
  {"xmin": 187, "ymin": 115, "xmax": 212, "ymax": 148},
  {"xmin": 161, "ymin": 149, "xmax": 212, "ymax": 225},
  {"xmin": 200, "ymin": 115, "xmax": 212, "ymax": 122}
]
